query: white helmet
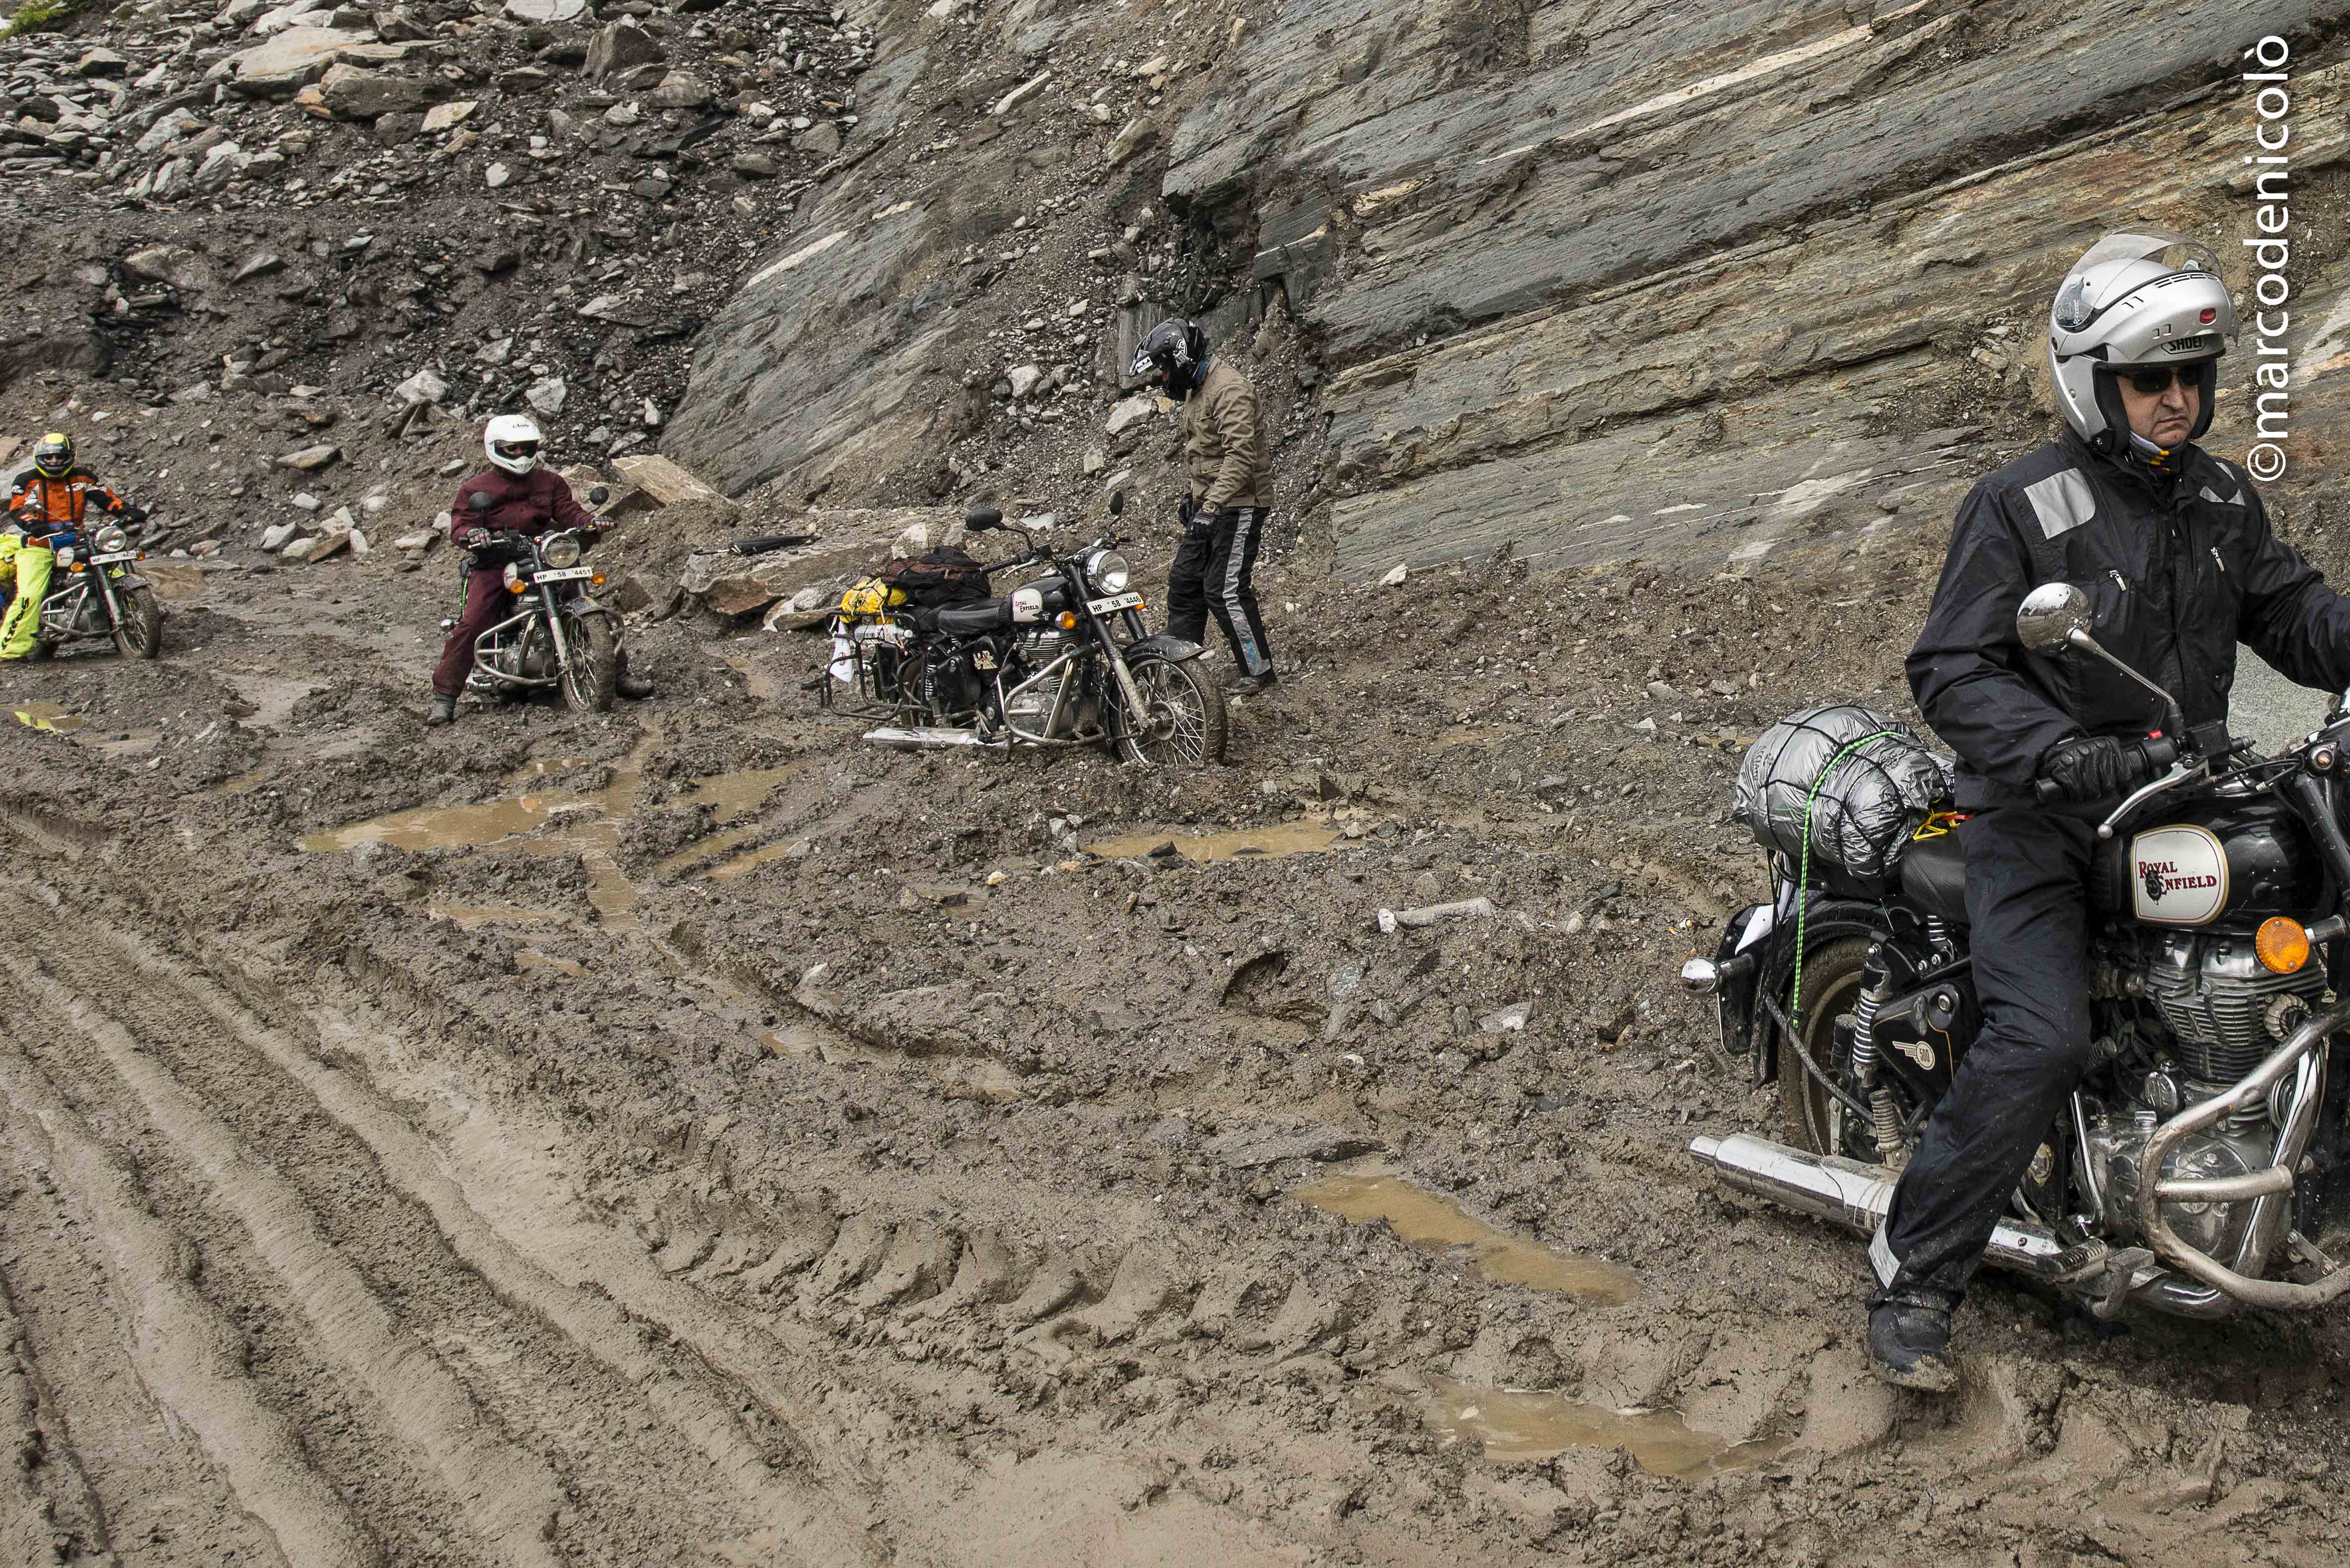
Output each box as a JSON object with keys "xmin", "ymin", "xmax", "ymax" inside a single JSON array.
[
  {"xmin": 2047, "ymin": 228, "xmax": 2237, "ymax": 462},
  {"xmin": 484, "ymin": 412, "xmax": 544, "ymax": 477}
]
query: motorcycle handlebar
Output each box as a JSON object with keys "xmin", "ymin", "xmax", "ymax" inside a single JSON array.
[{"xmin": 2032, "ymin": 735, "xmax": 2184, "ymax": 805}]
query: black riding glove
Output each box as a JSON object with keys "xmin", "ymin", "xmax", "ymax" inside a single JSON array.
[
  {"xmin": 1174, "ymin": 495, "xmax": 1196, "ymax": 528},
  {"xmin": 2040, "ymin": 735, "xmax": 2152, "ymax": 804}
]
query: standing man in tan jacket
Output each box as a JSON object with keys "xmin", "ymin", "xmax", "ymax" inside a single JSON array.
[{"xmin": 1131, "ymin": 318, "xmax": 1278, "ymax": 694}]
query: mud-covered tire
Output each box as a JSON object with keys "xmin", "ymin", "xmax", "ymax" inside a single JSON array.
[
  {"xmin": 559, "ymin": 613, "xmax": 617, "ymax": 713},
  {"xmin": 112, "ymin": 585, "xmax": 163, "ymax": 660},
  {"xmin": 1117, "ymin": 655, "xmax": 1227, "ymax": 767},
  {"xmin": 1776, "ymin": 936, "xmax": 1872, "ymax": 1158}
]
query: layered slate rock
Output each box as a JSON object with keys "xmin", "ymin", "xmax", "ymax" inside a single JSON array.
[{"xmin": 1156, "ymin": 0, "xmax": 2347, "ymax": 579}]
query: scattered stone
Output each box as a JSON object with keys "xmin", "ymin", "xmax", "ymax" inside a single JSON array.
[
  {"xmin": 419, "ymin": 99, "xmax": 474, "ymax": 133},
  {"xmin": 1104, "ymin": 394, "xmax": 1156, "ymax": 435},
  {"xmin": 525, "ymin": 376, "xmax": 567, "ymax": 415},
  {"xmin": 502, "ymin": 0, "xmax": 586, "ymax": 20},
  {"xmin": 1106, "ymin": 118, "xmax": 1160, "ymax": 168},
  {"xmin": 76, "ymin": 48, "xmax": 129, "ymax": 76},
  {"xmin": 1005, "ymin": 364, "xmax": 1045, "ymax": 399},
  {"xmin": 277, "ymin": 444, "xmax": 341, "ymax": 471},
  {"xmin": 730, "ymin": 152, "xmax": 778, "ymax": 179},
  {"xmin": 1478, "ymin": 1002, "xmax": 1532, "ymax": 1034},
  {"xmin": 260, "ymin": 521, "xmax": 301, "ymax": 552},
  {"xmin": 648, "ymin": 71, "xmax": 712, "ymax": 110},
  {"xmin": 484, "ymin": 161, "xmax": 512, "ymax": 189},
  {"xmin": 318, "ymin": 63, "xmax": 439, "ymax": 119},
  {"xmin": 121, "ymin": 246, "xmax": 207, "ymax": 291},
  {"xmin": 1379, "ymin": 563, "xmax": 1408, "ymax": 587},
  {"xmin": 793, "ymin": 120, "xmax": 841, "ymax": 157},
  {"xmin": 585, "ymin": 19, "xmax": 664, "ymax": 78},
  {"xmin": 1376, "ymin": 897, "xmax": 1496, "ymax": 934},
  {"xmin": 992, "ymin": 70, "xmax": 1050, "ymax": 118},
  {"xmin": 393, "ymin": 367, "xmax": 449, "ymax": 406}
]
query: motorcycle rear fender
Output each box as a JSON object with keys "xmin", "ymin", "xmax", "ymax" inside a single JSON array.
[{"xmin": 1124, "ymin": 634, "xmax": 1203, "ymax": 662}]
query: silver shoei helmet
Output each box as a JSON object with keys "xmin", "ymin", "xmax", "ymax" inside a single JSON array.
[{"xmin": 2047, "ymin": 228, "xmax": 2238, "ymax": 460}]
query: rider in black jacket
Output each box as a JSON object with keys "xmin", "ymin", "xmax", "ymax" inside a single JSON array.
[{"xmin": 1875, "ymin": 231, "xmax": 2350, "ymax": 1390}]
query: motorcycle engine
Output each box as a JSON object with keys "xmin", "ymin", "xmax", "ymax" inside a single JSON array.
[
  {"xmin": 2082, "ymin": 928, "xmax": 2327, "ymax": 1257},
  {"xmin": 921, "ymin": 646, "xmax": 986, "ymax": 719},
  {"xmin": 1004, "ymin": 629, "xmax": 1089, "ymax": 737}
]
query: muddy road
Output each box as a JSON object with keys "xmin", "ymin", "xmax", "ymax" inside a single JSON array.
[{"xmin": 4, "ymin": 513, "xmax": 2350, "ymax": 1568}]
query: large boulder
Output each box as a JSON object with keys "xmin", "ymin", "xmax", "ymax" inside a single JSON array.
[
  {"xmin": 227, "ymin": 29, "xmax": 433, "ymax": 97},
  {"xmin": 317, "ymin": 62, "xmax": 441, "ymax": 119},
  {"xmin": 677, "ymin": 507, "xmax": 974, "ymax": 622},
  {"xmin": 584, "ymin": 19, "xmax": 663, "ymax": 79}
]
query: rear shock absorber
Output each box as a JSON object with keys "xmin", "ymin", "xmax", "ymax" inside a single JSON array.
[{"xmin": 1849, "ymin": 968, "xmax": 1906, "ymax": 1163}]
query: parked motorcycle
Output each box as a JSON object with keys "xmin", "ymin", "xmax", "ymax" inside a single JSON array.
[
  {"xmin": 0, "ymin": 504, "xmax": 161, "ymax": 660},
  {"xmin": 446, "ymin": 485, "xmax": 619, "ymax": 713},
  {"xmin": 1688, "ymin": 581, "xmax": 2350, "ymax": 1320},
  {"xmin": 822, "ymin": 495, "xmax": 1227, "ymax": 766}
]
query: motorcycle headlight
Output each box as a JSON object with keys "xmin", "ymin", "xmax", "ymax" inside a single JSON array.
[
  {"xmin": 541, "ymin": 534, "xmax": 583, "ymax": 569},
  {"xmin": 1086, "ymin": 549, "xmax": 1132, "ymax": 594},
  {"xmin": 94, "ymin": 524, "xmax": 127, "ymax": 554}
]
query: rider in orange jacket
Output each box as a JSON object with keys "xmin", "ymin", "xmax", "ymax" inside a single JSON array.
[{"xmin": 3, "ymin": 433, "xmax": 135, "ymax": 659}]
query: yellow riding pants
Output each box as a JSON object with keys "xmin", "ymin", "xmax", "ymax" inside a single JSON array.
[{"xmin": 0, "ymin": 538, "xmax": 54, "ymax": 659}]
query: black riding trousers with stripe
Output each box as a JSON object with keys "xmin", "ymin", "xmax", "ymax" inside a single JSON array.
[{"xmin": 1168, "ymin": 506, "xmax": 1273, "ymax": 677}]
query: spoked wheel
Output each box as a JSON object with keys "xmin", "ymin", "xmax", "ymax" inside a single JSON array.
[
  {"xmin": 112, "ymin": 585, "xmax": 163, "ymax": 659},
  {"xmin": 1117, "ymin": 655, "xmax": 1227, "ymax": 766},
  {"xmin": 559, "ymin": 613, "xmax": 617, "ymax": 713},
  {"xmin": 1777, "ymin": 936, "xmax": 1874, "ymax": 1158}
]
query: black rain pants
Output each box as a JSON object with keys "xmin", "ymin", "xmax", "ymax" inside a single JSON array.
[{"xmin": 1874, "ymin": 808, "xmax": 2103, "ymax": 1306}]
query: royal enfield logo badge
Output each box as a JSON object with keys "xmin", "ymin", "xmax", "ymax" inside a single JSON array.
[{"xmin": 2131, "ymin": 824, "xmax": 2228, "ymax": 925}]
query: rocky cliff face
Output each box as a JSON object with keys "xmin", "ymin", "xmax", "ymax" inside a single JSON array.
[{"xmin": 669, "ymin": 0, "xmax": 2350, "ymax": 581}]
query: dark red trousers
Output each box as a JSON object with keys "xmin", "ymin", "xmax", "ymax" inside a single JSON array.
[{"xmin": 432, "ymin": 566, "xmax": 514, "ymax": 697}]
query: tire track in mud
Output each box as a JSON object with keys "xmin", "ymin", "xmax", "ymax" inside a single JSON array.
[
  {"xmin": 0, "ymin": 1045, "xmax": 370, "ymax": 1568},
  {"xmin": 0, "ymin": 951, "xmax": 569, "ymax": 1568},
  {"xmin": 55, "ymin": 906, "xmax": 886, "ymax": 1568}
]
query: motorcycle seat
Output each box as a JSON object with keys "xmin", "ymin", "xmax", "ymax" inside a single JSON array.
[
  {"xmin": 928, "ymin": 598, "xmax": 1011, "ymax": 637},
  {"xmin": 1898, "ymin": 829, "xmax": 1969, "ymax": 925}
]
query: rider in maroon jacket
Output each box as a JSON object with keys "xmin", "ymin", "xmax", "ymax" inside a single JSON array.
[{"xmin": 425, "ymin": 415, "xmax": 652, "ymax": 725}]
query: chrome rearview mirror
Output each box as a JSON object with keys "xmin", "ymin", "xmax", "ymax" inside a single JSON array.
[
  {"xmin": 2020, "ymin": 580, "xmax": 2192, "ymax": 748},
  {"xmin": 2016, "ymin": 581, "xmax": 2091, "ymax": 657}
]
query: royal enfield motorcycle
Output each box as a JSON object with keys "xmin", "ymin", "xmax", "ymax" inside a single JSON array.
[
  {"xmin": 822, "ymin": 495, "xmax": 1227, "ymax": 766},
  {"xmin": 446, "ymin": 486, "xmax": 619, "ymax": 713},
  {"xmin": 0, "ymin": 506, "xmax": 161, "ymax": 660},
  {"xmin": 1688, "ymin": 581, "xmax": 2350, "ymax": 1320}
]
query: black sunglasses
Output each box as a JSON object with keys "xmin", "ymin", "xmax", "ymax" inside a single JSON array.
[{"xmin": 2120, "ymin": 365, "xmax": 2203, "ymax": 396}]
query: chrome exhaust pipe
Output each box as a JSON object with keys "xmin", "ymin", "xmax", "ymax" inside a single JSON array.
[
  {"xmin": 1690, "ymin": 1131, "xmax": 2066, "ymax": 1279},
  {"xmin": 862, "ymin": 726, "xmax": 989, "ymax": 750},
  {"xmin": 1689, "ymin": 1130, "xmax": 2236, "ymax": 1319}
]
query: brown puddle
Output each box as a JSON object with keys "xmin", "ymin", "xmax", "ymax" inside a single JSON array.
[
  {"xmin": 1084, "ymin": 820, "xmax": 1343, "ymax": 863},
  {"xmin": 1294, "ymin": 1172, "xmax": 1641, "ymax": 1305},
  {"xmin": 1426, "ymin": 1378, "xmax": 1789, "ymax": 1478},
  {"xmin": 705, "ymin": 838, "xmax": 808, "ymax": 882},
  {"xmin": 302, "ymin": 741, "xmax": 802, "ymax": 936}
]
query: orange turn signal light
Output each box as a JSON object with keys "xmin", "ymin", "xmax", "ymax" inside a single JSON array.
[
  {"xmin": 1057, "ymin": 611, "xmax": 1079, "ymax": 629},
  {"xmin": 2257, "ymin": 917, "xmax": 2312, "ymax": 975}
]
